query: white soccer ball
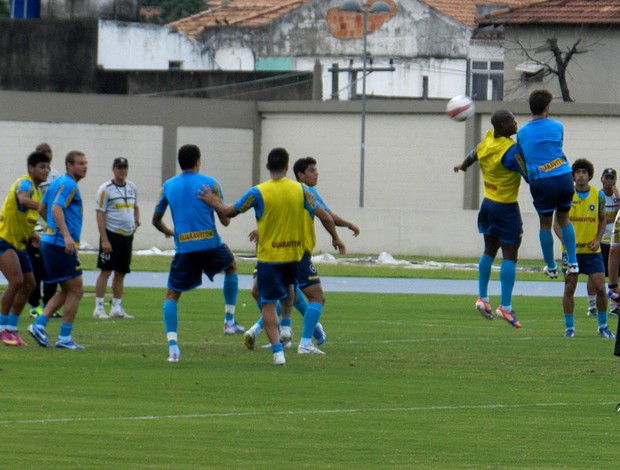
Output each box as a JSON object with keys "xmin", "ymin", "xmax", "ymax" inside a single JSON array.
[{"xmin": 446, "ymin": 95, "xmax": 475, "ymax": 122}]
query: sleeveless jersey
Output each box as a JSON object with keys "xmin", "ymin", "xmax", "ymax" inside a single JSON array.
[
  {"xmin": 0, "ymin": 175, "xmax": 42, "ymax": 250},
  {"xmin": 569, "ymin": 188, "xmax": 603, "ymax": 254},
  {"xmin": 475, "ymin": 130, "xmax": 523, "ymax": 203},
  {"xmin": 302, "ymin": 185, "xmax": 329, "ymax": 254}
]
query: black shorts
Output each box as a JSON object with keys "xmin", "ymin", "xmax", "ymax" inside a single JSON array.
[{"xmin": 97, "ymin": 230, "xmax": 133, "ymax": 274}]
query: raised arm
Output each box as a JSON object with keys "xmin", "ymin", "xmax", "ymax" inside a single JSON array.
[
  {"xmin": 314, "ymin": 206, "xmax": 346, "ymax": 254},
  {"xmin": 198, "ymin": 185, "xmax": 240, "ymax": 218}
]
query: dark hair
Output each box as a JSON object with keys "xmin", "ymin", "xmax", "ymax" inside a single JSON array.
[
  {"xmin": 65, "ymin": 150, "xmax": 85, "ymax": 168},
  {"xmin": 293, "ymin": 156, "xmax": 317, "ymax": 181},
  {"xmin": 27, "ymin": 151, "xmax": 51, "ymax": 167},
  {"xmin": 36, "ymin": 143, "xmax": 52, "ymax": 155},
  {"xmin": 572, "ymin": 158, "xmax": 594, "ymax": 180},
  {"xmin": 490, "ymin": 110, "xmax": 513, "ymax": 130},
  {"xmin": 529, "ymin": 89, "xmax": 553, "ymax": 115},
  {"xmin": 266, "ymin": 147, "xmax": 289, "ymax": 172},
  {"xmin": 178, "ymin": 144, "xmax": 200, "ymax": 170}
]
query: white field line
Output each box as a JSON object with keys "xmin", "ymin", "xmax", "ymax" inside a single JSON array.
[{"xmin": 1, "ymin": 401, "xmax": 617, "ymax": 426}]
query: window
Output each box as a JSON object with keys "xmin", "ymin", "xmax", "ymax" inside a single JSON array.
[{"xmin": 470, "ymin": 61, "xmax": 503, "ymax": 101}]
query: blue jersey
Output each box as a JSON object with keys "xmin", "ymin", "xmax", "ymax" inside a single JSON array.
[
  {"xmin": 154, "ymin": 172, "xmax": 224, "ymax": 253},
  {"xmin": 517, "ymin": 118, "xmax": 571, "ymax": 181},
  {"xmin": 41, "ymin": 174, "xmax": 83, "ymax": 248},
  {"xmin": 307, "ymin": 186, "xmax": 329, "ymax": 212}
]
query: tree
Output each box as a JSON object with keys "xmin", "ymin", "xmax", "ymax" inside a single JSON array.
[
  {"xmin": 0, "ymin": 0, "xmax": 9, "ymax": 18},
  {"xmin": 511, "ymin": 34, "xmax": 590, "ymax": 102}
]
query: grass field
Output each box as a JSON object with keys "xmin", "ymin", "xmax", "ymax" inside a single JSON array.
[{"xmin": 3, "ymin": 284, "xmax": 619, "ymax": 468}]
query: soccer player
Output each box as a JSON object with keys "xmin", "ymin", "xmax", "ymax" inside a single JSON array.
[
  {"xmin": 152, "ymin": 144, "xmax": 242, "ymax": 363},
  {"xmin": 243, "ymin": 156, "xmax": 358, "ymax": 353},
  {"xmin": 28, "ymin": 151, "xmax": 88, "ymax": 349},
  {"xmin": 454, "ymin": 109, "xmax": 527, "ymax": 328},
  {"xmin": 517, "ymin": 89, "xmax": 578, "ymax": 279},
  {"xmin": 26, "ymin": 143, "xmax": 61, "ymax": 318},
  {"xmin": 587, "ymin": 168, "xmax": 619, "ymax": 317},
  {"xmin": 199, "ymin": 147, "xmax": 344, "ymax": 365},
  {"xmin": 93, "ymin": 157, "xmax": 140, "ymax": 319},
  {"xmin": 552, "ymin": 159, "xmax": 614, "ymax": 339},
  {"xmin": 0, "ymin": 151, "xmax": 50, "ymax": 346}
]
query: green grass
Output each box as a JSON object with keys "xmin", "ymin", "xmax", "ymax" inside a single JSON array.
[
  {"xmin": 3, "ymin": 289, "xmax": 619, "ymax": 468},
  {"xmin": 78, "ymin": 252, "xmax": 559, "ymax": 281}
]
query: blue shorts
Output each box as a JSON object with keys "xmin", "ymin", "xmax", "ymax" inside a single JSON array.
[
  {"xmin": 297, "ymin": 252, "xmax": 321, "ymax": 289},
  {"xmin": 477, "ymin": 199, "xmax": 523, "ymax": 245},
  {"xmin": 529, "ymin": 172, "xmax": 575, "ymax": 214},
  {"xmin": 0, "ymin": 239, "xmax": 33, "ymax": 274},
  {"xmin": 562, "ymin": 252, "xmax": 605, "ymax": 275},
  {"xmin": 167, "ymin": 244, "xmax": 234, "ymax": 292},
  {"xmin": 39, "ymin": 242, "xmax": 82, "ymax": 283},
  {"xmin": 256, "ymin": 261, "xmax": 298, "ymax": 304}
]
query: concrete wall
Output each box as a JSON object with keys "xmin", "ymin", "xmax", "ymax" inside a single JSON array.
[{"xmin": 2, "ymin": 91, "xmax": 620, "ymax": 260}]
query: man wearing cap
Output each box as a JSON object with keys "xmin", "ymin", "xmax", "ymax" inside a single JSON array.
[{"xmin": 92, "ymin": 157, "xmax": 140, "ymax": 319}]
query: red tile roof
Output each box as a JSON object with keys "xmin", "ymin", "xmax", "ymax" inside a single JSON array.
[
  {"xmin": 421, "ymin": 1, "xmax": 530, "ymax": 27},
  {"xmin": 169, "ymin": 0, "xmax": 310, "ymax": 37},
  {"xmin": 478, "ymin": 0, "xmax": 620, "ymax": 25}
]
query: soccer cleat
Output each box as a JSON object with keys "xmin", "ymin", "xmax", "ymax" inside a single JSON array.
[
  {"xmin": 93, "ymin": 307, "xmax": 109, "ymax": 319},
  {"xmin": 243, "ymin": 329, "xmax": 257, "ymax": 350},
  {"xmin": 29, "ymin": 305, "xmax": 43, "ymax": 318},
  {"xmin": 564, "ymin": 328, "xmax": 575, "ymax": 338},
  {"xmin": 543, "ymin": 265, "xmax": 559, "ymax": 279},
  {"xmin": 566, "ymin": 264, "xmax": 579, "ymax": 275},
  {"xmin": 166, "ymin": 353, "xmax": 180, "ymax": 362},
  {"xmin": 298, "ymin": 344, "xmax": 326, "ymax": 355},
  {"xmin": 9, "ymin": 331, "xmax": 27, "ymax": 346},
  {"xmin": 223, "ymin": 321, "xmax": 245, "ymax": 335},
  {"xmin": 610, "ymin": 306, "xmax": 620, "ymax": 317},
  {"xmin": 0, "ymin": 330, "xmax": 18, "ymax": 346},
  {"xmin": 110, "ymin": 308, "xmax": 134, "ymax": 319},
  {"xmin": 587, "ymin": 307, "xmax": 598, "ymax": 317},
  {"xmin": 475, "ymin": 298, "xmax": 494, "ymax": 320},
  {"xmin": 273, "ymin": 351, "xmax": 286, "ymax": 365},
  {"xmin": 55, "ymin": 339, "xmax": 85, "ymax": 350},
  {"xmin": 279, "ymin": 326, "xmax": 292, "ymax": 346},
  {"xmin": 28, "ymin": 324, "xmax": 51, "ymax": 347},
  {"xmin": 598, "ymin": 326, "xmax": 615, "ymax": 339},
  {"xmin": 313, "ymin": 322, "xmax": 327, "ymax": 346},
  {"xmin": 496, "ymin": 306, "xmax": 522, "ymax": 328}
]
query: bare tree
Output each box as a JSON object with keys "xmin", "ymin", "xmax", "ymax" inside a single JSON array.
[{"xmin": 511, "ymin": 34, "xmax": 590, "ymax": 102}]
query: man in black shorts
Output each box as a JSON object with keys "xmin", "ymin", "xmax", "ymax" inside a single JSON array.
[{"xmin": 93, "ymin": 158, "xmax": 140, "ymax": 319}]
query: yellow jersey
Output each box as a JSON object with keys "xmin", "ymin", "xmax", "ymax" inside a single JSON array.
[
  {"xmin": 0, "ymin": 175, "xmax": 42, "ymax": 250},
  {"xmin": 569, "ymin": 188, "xmax": 603, "ymax": 254},
  {"xmin": 476, "ymin": 130, "xmax": 523, "ymax": 203}
]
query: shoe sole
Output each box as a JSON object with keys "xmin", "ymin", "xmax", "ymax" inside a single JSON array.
[
  {"xmin": 243, "ymin": 332, "xmax": 256, "ymax": 350},
  {"xmin": 298, "ymin": 347, "xmax": 326, "ymax": 355}
]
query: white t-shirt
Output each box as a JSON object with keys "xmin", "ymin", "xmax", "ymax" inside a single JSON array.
[{"xmin": 95, "ymin": 179, "xmax": 138, "ymax": 235}]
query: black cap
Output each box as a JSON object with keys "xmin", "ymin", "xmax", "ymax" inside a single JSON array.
[
  {"xmin": 113, "ymin": 157, "xmax": 128, "ymax": 168},
  {"xmin": 602, "ymin": 168, "xmax": 617, "ymax": 178}
]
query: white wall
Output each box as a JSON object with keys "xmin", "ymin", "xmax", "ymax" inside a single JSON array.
[{"xmin": 98, "ymin": 20, "xmax": 212, "ymax": 71}]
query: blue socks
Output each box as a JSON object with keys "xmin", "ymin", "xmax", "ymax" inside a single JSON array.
[
  {"xmin": 301, "ymin": 302, "xmax": 322, "ymax": 340},
  {"xmin": 500, "ymin": 260, "xmax": 516, "ymax": 309},
  {"xmin": 564, "ymin": 313, "xmax": 575, "ymax": 330},
  {"xmin": 540, "ymin": 229, "xmax": 556, "ymax": 268},
  {"xmin": 597, "ymin": 311, "xmax": 608, "ymax": 329},
  {"xmin": 223, "ymin": 273, "xmax": 238, "ymax": 324},
  {"xmin": 163, "ymin": 300, "xmax": 178, "ymax": 346},
  {"xmin": 478, "ymin": 254, "xmax": 494, "ymax": 299},
  {"xmin": 560, "ymin": 224, "xmax": 577, "ymax": 266}
]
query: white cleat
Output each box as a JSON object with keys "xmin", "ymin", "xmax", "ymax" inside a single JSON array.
[
  {"xmin": 273, "ymin": 351, "xmax": 286, "ymax": 366},
  {"xmin": 543, "ymin": 265, "xmax": 558, "ymax": 279},
  {"xmin": 167, "ymin": 353, "xmax": 180, "ymax": 362},
  {"xmin": 93, "ymin": 307, "xmax": 109, "ymax": 319},
  {"xmin": 297, "ymin": 344, "xmax": 326, "ymax": 355},
  {"xmin": 110, "ymin": 308, "xmax": 134, "ymax": 319}
]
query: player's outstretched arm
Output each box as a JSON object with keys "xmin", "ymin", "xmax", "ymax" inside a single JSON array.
[
  {"xmin": 315, "ymin": 207, "xmax": 346, "ymax": 254},
  {"xmin": 198, "ymin": 185, "xmax": 240, "ymax": 218},
  {"xmin": 330, "ymin": 211, "xmax": 360, "ymax": 237}
]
